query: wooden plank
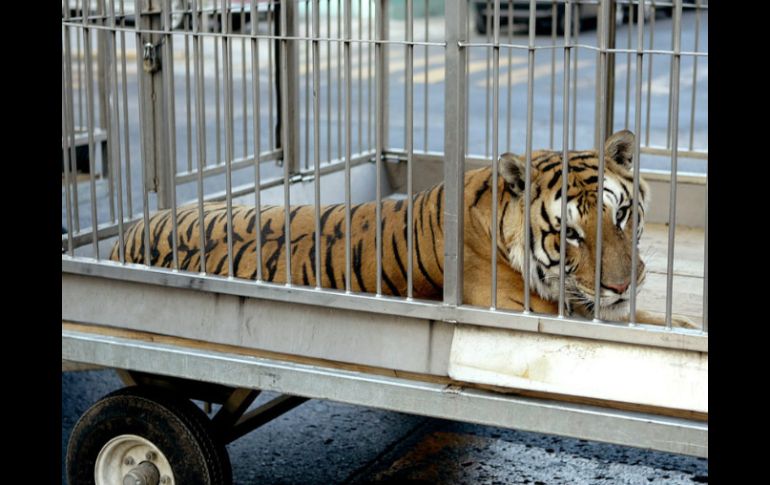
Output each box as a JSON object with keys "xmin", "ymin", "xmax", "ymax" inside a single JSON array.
[{"xmin": 62, "ymin": 321, "xmax": 707, "ymax": 421}]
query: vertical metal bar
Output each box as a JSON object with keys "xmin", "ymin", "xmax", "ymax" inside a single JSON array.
[
  {"xmin": 313, "ymin": 0, "xmax": 322, "ymax": 287},
  {"xmin": 268, "ymin": 0, "xmax": 275, "ymax": 149},
  {"xmin": 83, "ymin": 11, "xmax": 100, "ymax": 258},
  {"xmin": 306, "ymin": 0, "xmax": 311, "ymax": 170},
  {"xmin": 549, "ymin": 1, "xmax": 556, "ymax": 148},
  {"xmin": 327, "ymin": 0, "xmax": 332, "ymax": 163},
  {"xmin": 194, "ymin": 0, "xmax": 208, "ymax": 274},
  {"xmin": 604, "ymin": 0, "xmax": 616, "ymax": 138},
  {"xmin": 76, "ymin": 0, "xmax": 84, "ymax": 129},
  {"xmin": 215, "ymin": 33, "xmax": 223, "ymax": 163},
  {"xmin": 558, "ymin": 1, "xmax": 572, "ymax": 317},
  {"xmin": 185, "ymin": 14, "xmax": 193, "ymax": 173},
  {"xmin": 357, "ymin": 0, "xmax": 363, "ymax": 154},
  {"xmin": 280, "ymin": 1, "xmax": 301, "ymax": 171},
  {"xmin": 406, "ymin": 0, "xmax": 414, "ymax": 298},
  {"xmin": 251, "ymin": 0, "xmax": 263, "ymax": 280},
  {"xmin": 281, "ymin": 0, "xmax": 300, "ymax": 284},
  {"xmin": 345, "ymin": 0, "xmax": 353, "ymax": 292},
  {"xmin": 505, "ymin": 0, "xmax": 512, "ymax": 152},
  {"xmin": 368, "ymin": 0, "xmax": 373, "ymax": 151},
  {"xmin": 688, "ymin": 0, "xmax": 701, "ymax": 151},
  {"xmin": 63, "ymin": 1, "xmax": 80, "ymax": 237},
  {"xmin": 629, "ymin": 0, "xmax": 645, "ymax": 324},
  {"xmin": 624, "ymin": 2, "xmax": 632, "ymax": 129},
  {"xmin": 423, "ymin": 0, "xmax": 429, "ymax": 153},
  {"xmin": 571, "ymin": 1, "xmax": 579, "ymax": 149},
  {"xmin": 164, "ymin": 0, "xmax": 179, "ymax": 270},
  {"xmin": 593, "ymin": 0, "xmax": 609, "ymax": 320},
  {"xmin": 490, "ymin": 0, "xmax": 500, "ymax": 309},
  {"xmin": 119, "ymin": 0, "xmax": 133, "ymax": 218},
  {"xmin": 241, "ymin": 0, "xmax": 248, "ymax": 159},
  {"xmin": 135, "ymin": 28, "xmax": 152, "ymax": 266},
  {"xmin": 644, "ymin": 1, "xmax": 655, "ymax": 147},
  {"xmin": 443, "ymin": 0, "xmax": 466, "ymax": 307},
  {"xmin": 62, "ymin": 26, "xmax": 75, "ymax": 257},
  {"xmin": 523, "ymin": 0, "xmax": 536, "ymax": 313},
  {"xmin": 97, "ymin": 0, "xmax": 116, "ymax": 224},
  {"xmin": 666, "ymin": 6, "xmax": 674, "ymax": 150},
  {"xmin": 338, "ymin": 0, "xmax": 343, "ymax": 161},
  {"xmin": 375, "ymin": 0, "xmax": 388, "ymax": 295},
  {"xmin": 108, "ymin": 0, "xmax": 126, "ymax": 263},
  {"xmin": 702, "ymin": 170, "xmax": 707, "ymax": 332},
  {"xmin": 222, "ymin": 0, "xmax": 235, "ymax": 276},
  {"xmin": 484, "ymin": 0, "xmax": 491, "ymax": 158},
  {"xmin": 664, "ymin": 0, "xmax": 682, "ymax": 329}
]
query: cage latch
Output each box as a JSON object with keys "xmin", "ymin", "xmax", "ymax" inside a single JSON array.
[{"xmin": 143, "ymin": 42, "xmax": 161, "ymax": 73}]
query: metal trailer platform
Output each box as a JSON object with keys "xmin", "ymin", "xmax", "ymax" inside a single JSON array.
[{"xmin": 62, "ymin": 1, "xmax": 708, "ymax": 482}]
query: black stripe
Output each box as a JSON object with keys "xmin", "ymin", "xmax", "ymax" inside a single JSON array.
[
  {"xmin": 547, "ymin": 170, "xmax": 563, "ymax": 189},
  {"xmin": 539, "ymin": 160, "xmax": 562, "ymax": 173},
  {"xmin": 352, "ymin": 239, "xmax": 367, "ymax": 292},
  {"xmin": 394, "ymin": 199, "xmax": 404, "ymax": 212},
  {"xmin": 471, "ymin": 178, "xmax": 490, "ymax": 207},
  {"xmin": 499, "ymin": 200, "xmax": 509, "ymax": 240},
  {"xmin": 324, "ymin": 236, "xmax": 338, "ymax": 290},
  {"xmin": 414, "ymin": 224, "xmax": 442, "ymax": 293},
  {"xmin": 435, "ymin": 184, "xmax": 443, "ymax": 231},
  {"xmin": 583, "ymin": 175, "xmax": 598, "ymax": 185},
  {"xmin": 308, "ymin": 240, "xmax": 317, "ymax": 280},
  {"xmin": 429, "ymin": 213, "xmax": 443, "ymax": 273},
  {"xmin": 392, "ymin": 233, "xmax": 407, "ymax": 281},
  {"xmin": 233, "ymin": 239, "xmax": 256, "ymax": 276},
  {"xmin": 381, "ymin": 269, "xmax": 401, "ymax": 296},
  {"xmin": 213, "ymin": 253, "xmax": 229, "ymax": 275},
  {"xmin": 302, "ymin": 263, "xmax": 310, "ymax": 286}
]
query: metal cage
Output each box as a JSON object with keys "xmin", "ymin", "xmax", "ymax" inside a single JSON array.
[{"xmin": 62, "ymin": 0, "xmax": 708, "ymax": 461}]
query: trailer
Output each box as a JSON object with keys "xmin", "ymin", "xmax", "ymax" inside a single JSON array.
[{"xmin": 62, "ymin": 1, "xmax": 707, "ymax": 483}]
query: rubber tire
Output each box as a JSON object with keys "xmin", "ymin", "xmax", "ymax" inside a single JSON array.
[{"xmin": 66, "ymin": 386, "xmax": 232, "ymax": 485}]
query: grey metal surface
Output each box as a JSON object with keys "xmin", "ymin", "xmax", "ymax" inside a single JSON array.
[
  {"xmin": 664, "ymin": 0, "xmax": 683, "ymax": 329},
  {"xmin": 61, "ymin": 330, "xmax": 707, "ymax": 458},
  {"xmin": 442, "ymin": 0, "xmax": 466, "ymax": 308},
  {"xmin": 61, "ymin": 265, "xmax": 707, "ymax": 352}
]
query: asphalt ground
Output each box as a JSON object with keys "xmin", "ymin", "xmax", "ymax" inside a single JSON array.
[{"xmin": 62, "ymin": 369, "xmax": 708, "ymax": 484}]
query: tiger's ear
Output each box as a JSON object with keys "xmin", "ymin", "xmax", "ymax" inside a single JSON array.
[
  {"xmin": 499, "ymin": 152, "xmax": 529, "ymax": 191},
  {"xmin": 604, "ymin": 130, "xmax": 636, "ymax": 171}
]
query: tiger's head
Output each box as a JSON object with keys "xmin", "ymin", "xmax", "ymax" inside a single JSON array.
[{"xmin": 498, "ymin": 130, "xmax": 649, "ymax": 320}]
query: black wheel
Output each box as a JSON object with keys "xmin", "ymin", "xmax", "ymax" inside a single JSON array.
[{"xmin": 66, "ymin": 386, "xmax": 232, "ymax": 485}]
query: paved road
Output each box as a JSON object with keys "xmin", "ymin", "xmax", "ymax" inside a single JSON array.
[{"xmin": 62, "ymin": 369, "xmax": 708, "ymax": 484}]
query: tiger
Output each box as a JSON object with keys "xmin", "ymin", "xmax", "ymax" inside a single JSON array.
[{"xmin": 110, "ymin": 129, "xmax": 683, "ymax": 325}]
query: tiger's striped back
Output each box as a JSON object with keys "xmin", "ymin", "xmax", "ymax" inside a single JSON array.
[{"xmin": 111, "ymin": 183, "xmax": 446, "ymax": 298}]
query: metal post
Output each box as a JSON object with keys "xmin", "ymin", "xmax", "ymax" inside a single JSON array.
[
  {"xmin": 139, "ymin": 0, "xmax": 173, "ymax": 210},
  {"xmin": 442, "ymin": 0, "xmax": 467, "ymax": 307},
  {"xmin": 374, "ymin": 0, "xmax": 389, "ymax": 295},
  {"xmin": 277, "ymin": 0, "xmax": 301, "ymax": 174}
]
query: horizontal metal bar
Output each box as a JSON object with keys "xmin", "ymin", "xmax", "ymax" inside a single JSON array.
[
  {"xmin": 61, "ymin": 22, "xmax": 447, "ymax": 46},
  {"xmin": 460, "ymin": 42, "xmax": 708, "ymax": 57},
  {"xmin": 61, "ymin": 260, "xmax": 707, "ymax": 353},
  {"xmin": 61, "ymin": 329, "xmax": 708, "ymax": 457},
  {"xmin": 390, "ymin": 150, "xmax": 708, "ymax": 183},
  {"xmin": 640, "ymin": 146, "xmax": 708, "ymax": 160},
  {"xmin": 174, "ymin": 149, "xmax": 282, "ymax": 183}
]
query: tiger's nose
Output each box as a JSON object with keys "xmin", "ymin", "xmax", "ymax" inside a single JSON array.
[{"xmin": 606, "ymin": 281, "xmax": 630, "ymax": 294}]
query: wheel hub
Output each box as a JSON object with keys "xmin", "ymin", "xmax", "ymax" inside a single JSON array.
[{"xmin": 94, "ymin": 434, "xmax": 174, "ymax": 485}]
